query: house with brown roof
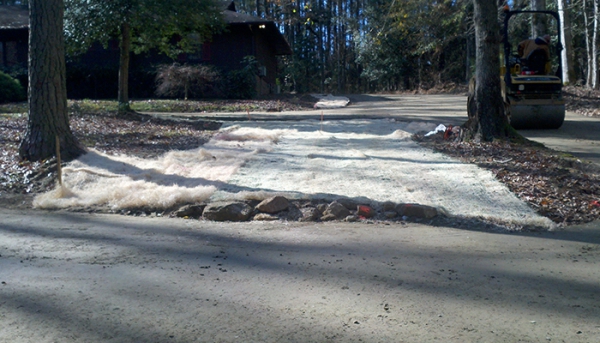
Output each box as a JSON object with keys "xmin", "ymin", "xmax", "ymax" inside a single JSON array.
[
  {"xmin": 0, "ymin": 2, "xmax": 292, "ymax": 98},
  {"xmin": 179, "ymin": 1, "xmax": 291, "ymax": 95},
  {"xmin": 0, "ymin": 5, "xmax": 28, "ymax": 73}
]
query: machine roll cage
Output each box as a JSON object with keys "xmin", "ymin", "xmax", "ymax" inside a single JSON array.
[{"xmin": 502, "ymin": 10, "xmax": 563, "ymax": 87}]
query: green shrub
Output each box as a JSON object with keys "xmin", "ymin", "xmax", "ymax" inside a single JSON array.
[
  {"xmin": 0, "ymin": 71, "xmax": 26, "ymax": 104},
  {"xmin": 219, "ymin": 69, "xmax": 256, "ymax": 99},
  {"xmin": 218, "ymin": 56, "xmax": 259, "ymax": 99}
]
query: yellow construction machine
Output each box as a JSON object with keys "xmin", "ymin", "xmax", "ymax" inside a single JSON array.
[{"xmin": 501, "ymin": 9, "xmax": 565, "ymax": 129}]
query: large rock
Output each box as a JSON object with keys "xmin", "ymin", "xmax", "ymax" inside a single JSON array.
[
  {"xmin": 335, "ymin": 197, "xmax": 361, "ymax": 210},
  {"xmin": 173, "ymin": 204, "xmax": 205, "ymax": 218},
  {"xmin": 203, "ymin": 202, "xmax": 253, "ymax": 222},
  {"xmin": 396, "ymin": 203, "xmax": 438, "ymax": 219},
  {"xmin": 324, "ymin": 201, "xmax": 350, "ymax": 219},
  {"xmin": 300, "ymin": 207, "xmax": 321, "ymax": 222},
  {"xmin": 256, "ymin": 196, "xmax": 290, "ymax": 214},
  {"xmin": 381, "ymin": 201, "xmax": 397, "ymax": 212},
  {"xmin": 281, "ymin": 205, "xmax": 303, "ymax": 221},
  {"xmin": 316, "ymin": 203, "xmax": 328, "ymax": 214}
]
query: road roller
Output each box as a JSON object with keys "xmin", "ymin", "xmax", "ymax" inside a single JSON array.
[{"xmin": 500, "ymin": 9, "xmax": 565, "ymax": 129}]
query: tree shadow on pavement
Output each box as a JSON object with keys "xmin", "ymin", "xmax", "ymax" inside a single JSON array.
[{"xmin": 1, "ymin": 210, "xmax": 599, "ymax": 342}]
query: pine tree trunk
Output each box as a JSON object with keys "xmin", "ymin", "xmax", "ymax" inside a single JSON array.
[
  {"xmin": 467, "ymin": 0, "xmax": 508, "ymax": 141},
  {"xmin": 19, "ymin": 0, "xmax": 84, "ymax": 162},
  {"xmin": 118, "ymin": 22, "xmax": 131, "ymax": 113}
]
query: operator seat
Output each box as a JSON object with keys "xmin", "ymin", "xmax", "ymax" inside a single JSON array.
[{"xmin": 524, "ymin": 49, "xmax": 548, "ymax": 74}]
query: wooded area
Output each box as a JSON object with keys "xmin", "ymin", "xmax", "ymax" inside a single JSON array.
[
  {"xmin": 2, "ymin": 0, "xmax": 598, "ymax": 94},
  {"xmin": 232, "ymin": 0, "xmax": 599, "ymax": 93}
]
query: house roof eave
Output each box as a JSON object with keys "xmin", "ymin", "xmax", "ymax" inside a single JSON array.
[
  {"xmin": 0, "ymin": 5, "xmax": 28, "ymax": 30},
  {"xmin": 228, "ymin": 21, "xmax": 292, "ymax": 55}
]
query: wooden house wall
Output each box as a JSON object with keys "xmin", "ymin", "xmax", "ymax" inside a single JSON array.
[
  {"xmin": 0, "ymin": 28, "xmax": 27, "ymax": 69},
  {"xmin": 253, "ymin": 28, "xmax": 279, "ymax": 87},
  {"xmin": 0, "ymin": 19, "xmax": 287, "ymax": 99},
  {"xmin": 178, "ymin": 24, "xmax": 282, "ymax": 95},
  {"xmin": 207, "ymin": 26, "xmax": 254, "ymax": 70}
]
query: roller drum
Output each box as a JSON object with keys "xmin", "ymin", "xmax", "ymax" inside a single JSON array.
[{"xmin": 509, "ymin": 104, "xmax": 565, "ymax": 130}]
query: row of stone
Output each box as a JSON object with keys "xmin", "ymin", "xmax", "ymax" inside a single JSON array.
[{"xmin": 172, "ymin": 195, "xmax": 440, "ymax": 222}]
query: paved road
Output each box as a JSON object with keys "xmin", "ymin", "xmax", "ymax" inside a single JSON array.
[
  {"xmin": 150, "ymin": 94, "xmax": 600, "ymax": 167},
  {"xmin": 518, "ymin": 114, "xmax": 600, "ymax": 167},
  {"xmin": 1, "ymin": 208, "xmax": 599, "ymax": 343}
]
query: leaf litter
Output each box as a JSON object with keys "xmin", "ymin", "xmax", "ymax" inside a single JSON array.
[{"xmin": 415, "ymin": 133, "xmax": 600, "ymax": 226}]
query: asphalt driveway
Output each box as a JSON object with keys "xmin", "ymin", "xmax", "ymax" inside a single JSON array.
[{"xmin": 150, "ymin": 94, "xmax": 600, "ymax": 167}]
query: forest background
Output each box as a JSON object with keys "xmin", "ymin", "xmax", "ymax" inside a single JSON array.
[
  {"xmin": 2, "ymin": 0, "xmax": 599, "ymax": 95},
  {"xmin": 233, "ymin": 0, "xmax": 599, "ymax": 94}
]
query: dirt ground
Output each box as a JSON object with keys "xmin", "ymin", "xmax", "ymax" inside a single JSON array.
[{"xmin": 1, "ymin": 208, "xmax": 599, "ymax": 343}]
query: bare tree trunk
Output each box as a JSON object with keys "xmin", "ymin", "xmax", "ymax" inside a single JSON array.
[
  {"xmin": 318, "ymin": 28, "xmax": 325, "ymax": 93},
  {"xmin": 467, "ymin": 0, "xmax": 508, "ymax": 141},
  {"xmin": 118, "ymin": 22, "xmax": 131, "ymax": 113},
  {"xmin": 558, "ymin": 0, "xmax": 576, "ymax": 83},
  {"xmin": 584, "ymin": 0, "xmax": 593, "ymax": 87},
  {"xmin": 19, "ymin": 0, "xmax": 84, "ymax": 162},
  {"xmin": 592, "ymin": 0, "xmax": 599, "ymax": 89},
  {"xmin": 337, "ymin": 0, "xmax": 344, "ymax": 93}
]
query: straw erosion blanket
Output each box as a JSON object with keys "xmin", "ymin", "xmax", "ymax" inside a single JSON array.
[{"xmin": 1, "ymin": 92, "xmax": 599, "ymax": 227}]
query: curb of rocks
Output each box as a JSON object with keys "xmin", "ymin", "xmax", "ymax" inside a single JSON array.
[{"xmin": 170, "ymin": 195, "xmax": 440, "ymax": 223}]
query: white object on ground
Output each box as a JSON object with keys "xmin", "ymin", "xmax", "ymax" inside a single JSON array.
[
  {"xmin": 311, "ymin": 94, "xmax": 350, "ymax": 109},
  {"xmin": 425, "ymin": 124, "xmax": 447, "ymax": 136}
]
